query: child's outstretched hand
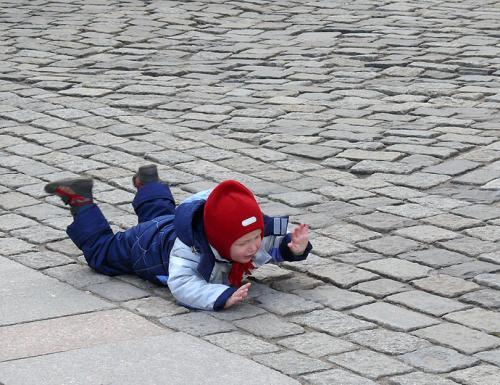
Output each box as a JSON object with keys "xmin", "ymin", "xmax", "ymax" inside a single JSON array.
[
  {"xmin": 225, "ymin": 282, "xmax": 251, "ymax": 309},
  {"xmin": 288, "ymin": 223, "xmax": 310, "ymax": 255}
]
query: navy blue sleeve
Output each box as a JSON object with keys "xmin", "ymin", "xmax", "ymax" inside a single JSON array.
[
  {"xmin": 278, "ymin": 234, "xmax": 313, "ymax": 262},
  {"xmin": 213, "ymin": 287, "xmax": 237, "ymax": 311}
]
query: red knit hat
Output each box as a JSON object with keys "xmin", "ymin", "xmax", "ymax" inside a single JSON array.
[{"xmin": 204, "ymin": 180, "xmax": 264, "ymax": 261}]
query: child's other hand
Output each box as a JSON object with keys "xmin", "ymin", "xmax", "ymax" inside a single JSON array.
[
  {"xmin": 225, "ymin": 282, "xmax": 251, "ymax": 309},
  {"xmin": 288, "ymin": 223, "xmax": 310, "ymax": 255}
]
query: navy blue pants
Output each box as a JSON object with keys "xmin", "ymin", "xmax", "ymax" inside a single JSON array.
[{"xmin": 66, "ymin": 182, "xmax": 177, "ymax": 284}]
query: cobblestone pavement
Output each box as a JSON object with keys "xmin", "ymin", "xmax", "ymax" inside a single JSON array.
[{"xmin": 1, "ymin": 0, "xmax": 500, "ymax": 384}]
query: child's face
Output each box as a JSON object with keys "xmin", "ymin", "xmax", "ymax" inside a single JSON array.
[{"xmin": 229, "ymin": 229, "xmax": 262, "ymax": 263}]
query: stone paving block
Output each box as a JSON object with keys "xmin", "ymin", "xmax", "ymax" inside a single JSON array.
[
  {"xmin": 278, "ymin": 331, "xmax": 356, "ymax": 358},
  {"xmin": 376, "ymin": 172, "xmax": 452, "ymax": 189},
  {"xmin": 302, "ymin": 368, "xmax": 379, "ymax": 385},
  {"xmin": 209, "ymin": 304, "xmax": 267, "ymax": 322},
  {"xmin": 422, "ymin": 213, "xmax": 482, "ymax": 231},
  {"xmin": 319, "ymin": 222, "xmax": 381, "ymax": 243},
  {"xmin": 44, "ymin": 263, "xmax": 110, "ymax": 288},
  {"xmin": 254, "ymin": 290, "xmax": 323, "ymax": 316},
  {"xmin": 448, "ymin": 364, "xmax": 500, "ymax": 385},
  {"xmin": 204, "ymin": 331, "xmax": 280, "ymax": 356},
  {"xmin": 474, "ymin": 273, "xmax": 500, "ymax": 290},
  {"xmin": 394, "ymin": 225, "xmax": 459, "ymax": 243},
  {"xmin": 359, "ymin": 258, "xmax": 431, "ymax": 281},
  {"xmin": 290, "ymin": 308, "xmax": 375, "ymax": 336},
  {"xmin": 295, "ymin": 285, "xmax": 375, "ymax": 310},
  {"xmin": 306, "ymin": 262, "xmax": 378, "ymax": 288},
  {"xmin": 399, "ymin": 346, "xmax": 479, "ymax": 374},
  {"xmin": 358, "ymin": 235, "xmax": 421, "ymax": 256},
  {"xmin": 0, "ymin": 191, "xmax": 39, "ymax": 209},
  {"xmin": 452, "ymin": 204, "xmax": 500, "ymax": 221},
  {"xmin": 479, "ymin": 252, "xmax": 500, "ymax": 264},
  {"xmin": 10, "ymin": 250, "xmax": 74, "ymax": 270},
  {"xmin": 318, "ymin": 185, "xmax": 374, "ymax": 200},
  {"xmin": 400, "ymin": 248, "xmax": 471, "ymax": 268},
  {"xmin": 0, "ymin": 237, "xmax": 37, "ymax": 256},
  {"xmin": 388, "ymin": 371, "xmax": 461, "ymax": 385},
  {"xmin": 379, "ymin": 203, "xmax": 442, "ymax": 219},
  {"xmin": 337, "ymin": 149, "xmax": 403, "ymax": 161},
  {"xmin": 253, "ymin": 350, "xmax": 331, "ymax": 376},
  {"xmin": 351, "ymin": 302, "xmax": 439, "ymax": 332},
  {"xmin": 459, "ymin": 289, "xmax": 500, "ymax": 310},
  {"xmin": 0, "ymin": 333, "xmax": 300, "ymax": 385},
  {"xmin": 439, "ymin": 237, "xmax": 499, "ymax": 257},
  {"xmin": 159, "ymin": 312, "xmax": 235, "ymax": 337},
  {"xmin": 15, "ymin": 203, "xmax": 68, "ymax": 220},
  {"xmin": 423, "ymin": 159, "xmax": 481, "ymax": 176},
  {"xmin": 121, "ymin": 296, "xmax": 189, "ymax": 318},
  {"xmin": 310, "ymin": 200, "xmax": 371, "ymax": 218},
  {"xmin": 444, "ymin": 308, "xmax": 500, "ymax": 334},
  {"xmin": 0, "ymin": 309, "xmax": 167, "ymax": 362},
  {"xmin": 413, "ymin": 323, "xmax": 500, "ymax": 354},
  {"xmin": 11, "ymin": 224, "xmax": 66, "ymax": 244},
  {"xmin": 412, "ymin": 275, "xmax": 480, "ymax": 297},
  {"xmin": 328, "ymin": 349, "xmax": 412, "ymax": 379},
  {"xmin": 387, "ymin": 290, "xmax": 469, "ymax": 317},
  {"xmin": 309, "ymin": 236, "xmax": 357, "ymax": 257},
  {"xmin": 352, "ymin": 278, "xmax": 412, "ymax": 298},
  {"xmin": 268, "ymin": 191, "xmax": 325, "ymax": 207},
  {"xmin": 465, "ymin": 225, "xmax": 500, "ymax": 242},
  {"xmin": 45, "ymin": 238, "xmax": 82, "ymax": 256},
  {"xmin": 440, "ymin": 260, "xmax": 500, "ymax": 279},
  {"xmin": 281, "ymin": 144, "xmax": 341, "ymax": 160},
  {"xmin": 373, "ymin": 185, "xmax": 426, "ymax": 200},
  {"xmin": 250, "ymin": 264, "xmax": 294, "ymax": 283},
  {"xmin": 234, "ymin": 313, "xmax": 304, "ymax": 339},
  {"xmin": 271, "ymin": 274, "xmax": 323, "ymax": 292},
  {"xmin": 474, "ymin": 349, "xmax": 500, "ymax": 366},
  {"xmin": 348, "ymin": 211, "xmax": 417, "ymax": 231},
  {"xmin": 409, "ymin": 195, "xmax": 470, "ymax": 211},
  {"xmin": 0, "ymin": 257, "xmax": 113, "ymax": 326},
  {"xmin": 334, "ymin": 251, "xmax": 383, "ymax": 264},
  {"xmin": 87, "ymin": 280, "xmax": 150, "ymax": 302},
  {"xmin": 347, "ymin": 328, "xmax": 431, "ymax": 355}
]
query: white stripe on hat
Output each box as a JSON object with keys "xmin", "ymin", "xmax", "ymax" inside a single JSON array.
[{"xmin": 242, "ymin": 216, "xmax": 257, "ymax": 226}]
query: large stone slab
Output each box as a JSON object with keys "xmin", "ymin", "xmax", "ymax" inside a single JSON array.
[
  {"xmin": 0, "ymin": 257, "xmax": 113, "ymax": 326},
  {"xmin": 0, "ymin": 333, "xmax": 300, "ymax": 385},
  {"xmin": 0, "ymin": 309, "xmax": 167, "ymax": 362}
]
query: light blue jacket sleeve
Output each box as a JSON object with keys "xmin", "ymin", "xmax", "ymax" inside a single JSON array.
[{"xmin": 167, "ymin": 238, "xmax": 234, "ymax": 311}]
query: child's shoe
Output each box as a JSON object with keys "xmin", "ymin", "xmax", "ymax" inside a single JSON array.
[
  {"xmin": 132, "ymin": 164, "xmax": 159, "ymax": 189},
  {"xmin": 44, "ymin": 178, "xmax": 93, "ymax": 216}
]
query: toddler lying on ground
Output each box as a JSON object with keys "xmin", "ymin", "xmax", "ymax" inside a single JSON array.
[{"xmin": 45, "ymin": 165, "xmax": 312, "ymax": 311}]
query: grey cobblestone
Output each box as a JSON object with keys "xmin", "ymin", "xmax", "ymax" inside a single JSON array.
[
  {"xmin": 448, "ymin": 364, "xmax": 500, "ymax": 385},
  {"xmin": 234, "ymin": 314, "xmax": 304, "ymax": 339},
  {"xmin": 2, "ymin": 1, "xmax": 500, "ymax": 383},
  {"xmin": 399, "ymin": 346, "xmax": 479, "ymax": 374},
  {"xmin": 328, "ymin": 349, "xmax": 412, "ymax": 379},
  {"xmin": 413, "ymin": 323, "xmax": 500, "ymax": 355}
]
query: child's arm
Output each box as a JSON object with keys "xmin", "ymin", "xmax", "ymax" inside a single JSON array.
[
  {"xmin": 259, "ymin": 217, "xmax": 312, "ymax": 263},
  {"xmin": 168, "ymin": 240, "xmax": 236, "ymax": 311}
]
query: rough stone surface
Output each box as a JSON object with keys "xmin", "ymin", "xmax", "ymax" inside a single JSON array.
[
  {"xmin": 351, "ymin": 302, "xmax": 439, "ymax": 332},
  {"xmin": 2, "ymin": 1, "xmax": 500, "ymax": 383},
  {"xmin": 358, "ymin": 258, "xmax": 432, "ymax": 282},
  {"xmin": 399, "ymin": 346, "xmax": 479, "ymax": 374},
  {"xmin": 413, "ymin": 323, "xmax": 500, "ymax": 354},
  {"xmin": 328, "ymin": 349, "xmax": 412, "ymax": 379},
  {"xmin": 347, "ymin": 328, "xmax": 431, "ymax": 355}
]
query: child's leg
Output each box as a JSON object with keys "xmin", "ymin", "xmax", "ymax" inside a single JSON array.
[
  {"xmin": 67, "ymin": 204, "xmax": 170, "ymax": 283},
  {"xmin": 132, "ymin": 182, "xmax": 175, "ymax": 223}
]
